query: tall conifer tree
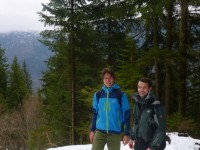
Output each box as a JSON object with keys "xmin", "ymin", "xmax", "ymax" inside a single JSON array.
[
  {"xmin": 22, "ymin": 60, "xmax": 32, "ymax": 94},
  {"xmin": 0, "ymin": 46, "xmax": 8, "ymax": 103},
  {"xmin": 7, "ymin": 56, "xmax": 26, "ymax": 109}
]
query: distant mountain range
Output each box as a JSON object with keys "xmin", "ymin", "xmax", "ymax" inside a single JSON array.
[{"xmin": 0, "ymin": 31, "xmax": 52, "ymax": 92}]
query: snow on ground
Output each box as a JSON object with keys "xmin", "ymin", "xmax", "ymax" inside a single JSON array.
[{"xmin": 47, "ymin": 132, "xmax": 200, "ymax": 150}]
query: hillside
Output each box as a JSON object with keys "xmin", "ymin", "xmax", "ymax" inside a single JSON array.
[{"xmin": 0, "ymin": 31, "xmax": 52, "ymax": 91}]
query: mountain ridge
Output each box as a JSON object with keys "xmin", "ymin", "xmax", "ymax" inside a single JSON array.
[{"xmin": 0, "ymin": 31, "xmax": 52, "ymax": 92}]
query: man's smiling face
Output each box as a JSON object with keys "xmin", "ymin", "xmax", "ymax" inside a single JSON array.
[
  {"xmin": 103, "ymin": 73, "xmax": 114, "ymax": 88},
  {"xmin": 138, "ymin": 81, "xmax": 151, "ymax": 98}
]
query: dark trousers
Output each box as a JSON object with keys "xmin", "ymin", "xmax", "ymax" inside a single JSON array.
[{"xmin": 134, "ymin": 137, "xmax": 166, "ymax": 150}]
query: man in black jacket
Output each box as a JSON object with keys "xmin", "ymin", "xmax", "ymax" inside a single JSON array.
[{"xmin": 129, "ymin": 77, "xmax": 166, "ymax": 150}]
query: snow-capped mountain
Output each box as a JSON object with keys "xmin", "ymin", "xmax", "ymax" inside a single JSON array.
[{"xmin": 0, "ymin": 31, "xmax": 52, "ymax": 91}]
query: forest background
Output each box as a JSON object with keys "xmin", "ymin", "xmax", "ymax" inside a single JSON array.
[{"xmin": 0, "ymin": 0, "xmax": 200, "ymax": 149}]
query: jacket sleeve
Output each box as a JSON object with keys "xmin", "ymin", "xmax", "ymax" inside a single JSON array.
[
  {"xmin": 90, "ymin": 93, "xmax": 98, "ymax": 132},
  {"xmin": 150, "ymin": 105, "xmax": 166, "ymax": 149},
  {"xmin": 121, "ymin": 93, "xmax": 131, "ymax": 136},
  {"xmin": 130, "ymin": 104, "xmax": 137, "ymax": 140}
]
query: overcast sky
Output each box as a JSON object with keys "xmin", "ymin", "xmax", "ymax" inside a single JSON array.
[{"xmin": 0, "ymin": 0, "xmax": 49, "ymax": 33}]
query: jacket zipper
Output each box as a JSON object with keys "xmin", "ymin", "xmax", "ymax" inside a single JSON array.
[{"xmin": 106, "ymin": 88, "xmax": 109, "ymax": 133}]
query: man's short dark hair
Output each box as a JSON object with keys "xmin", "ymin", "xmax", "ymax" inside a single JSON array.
[
  {"xmin": 139, "ymin": 77, "xmax": 152, "ymax": 87},
  {"xmin": 101, "ymin": 68, "xmax": 115, "ymax": 80}
]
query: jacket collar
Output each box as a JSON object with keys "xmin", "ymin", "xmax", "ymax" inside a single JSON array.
[
  {"xmin": 102, "ymin": 83, "xmax": 120, "ymax": 93},
  {"xmin": 132, "ymin": 91, "xmax": 157, "ymax": 104}
]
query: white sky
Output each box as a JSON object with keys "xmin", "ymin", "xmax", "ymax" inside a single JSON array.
[
  {"xmin": 1, "ymin": 1, "xmax": 198, "ymax": 33},
  {"xmin": 0, "ymin": 0, "xmax": 49, "ymax": 33},
  {"xmin": 47, "ymin": 132, "xmax": 200, "ymax": 150}
]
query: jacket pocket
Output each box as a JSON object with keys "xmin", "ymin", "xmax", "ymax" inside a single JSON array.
[{"xmin": 138, "ymin": 109, "xmax": 154, "ymax": 142}]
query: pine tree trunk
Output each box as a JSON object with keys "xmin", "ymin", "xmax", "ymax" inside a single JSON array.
[
  {"xmin": 179, "ymin": 0, "xmax": 188, "ymax": 117},
  {"xmin": 153, "ymin": 15, "xmax": 160, "ymax": 99},
  {"xmin": 164, "ymin": 0, "xmax": 173, "ymax": 116},
  {"xmin": 70, "ymin": 0, "xmax": 75, "ymax": 144},
  {"xmin": 107, "ymin": 0, "xmax": 112, "ymax": 66}
]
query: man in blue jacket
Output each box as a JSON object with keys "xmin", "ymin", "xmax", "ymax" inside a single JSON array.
[{"xmin": 90, "ymin": 68, "xmax": 131, "ymax": 150}]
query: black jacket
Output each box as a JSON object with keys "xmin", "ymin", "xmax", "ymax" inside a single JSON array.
[{"xmin": 130, "ymin": 92, "xmax": 166, "ymax": 150}]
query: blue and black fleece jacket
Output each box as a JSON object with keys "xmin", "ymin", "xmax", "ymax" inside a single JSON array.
[{"xmin": 90, "ymin": 83, "xmax": 131, "ymax": 136}]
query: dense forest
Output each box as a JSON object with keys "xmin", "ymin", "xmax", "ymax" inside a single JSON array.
[{"xmin": 0, "ymin": 0, "xmax": 200, "ymax": 149}]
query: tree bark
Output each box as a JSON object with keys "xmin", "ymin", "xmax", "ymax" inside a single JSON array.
[
  {"xmin": 107, "ymin": 0, "xmax": 112, "ymax": 66},
  {"xmin": 179, "ymin": 0, "xmax": 188, "ymax": 117},
  {"xmin": 164, "ymin": 0, "xmax": 173, "ymax": 116},
  {"xmin": 153, "ymin": 15, "xmax": 161, "ymax": 99},
  {"xmin": 70, "ymin": 0, "xmax": 75, "ymax": 144}
]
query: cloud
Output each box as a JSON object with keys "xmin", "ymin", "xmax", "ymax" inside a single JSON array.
[{"xmin": 0, "ymin": 0, "xmax": 49, "ymax": 32}]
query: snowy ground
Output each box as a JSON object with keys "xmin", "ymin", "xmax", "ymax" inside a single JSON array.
[{"xmin": 47, "ymin": 132, "xmax": 200, "ymax": 150}]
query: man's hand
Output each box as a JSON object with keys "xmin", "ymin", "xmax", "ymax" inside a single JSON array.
[
  {"xmin": 122, "ymin": 135, "xmax": 130, "ymax": 145},
  {"xmin": 89, "ymin": 131, "xmax": 95, "ymax": 143},
  {"xmin": 128, "ymin": 139, "xmax": 134, "ymax": 149}
]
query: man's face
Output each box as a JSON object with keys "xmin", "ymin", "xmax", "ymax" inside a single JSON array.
[
  {"xmin": 138, "ymin": 81, "xmax": 151, "ymax": 98},
  {"xmin": 103, "ymin": 73, "xmax": 114, "ymax": 88}
]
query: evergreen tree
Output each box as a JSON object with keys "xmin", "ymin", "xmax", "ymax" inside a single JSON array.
[
  {"xmin": 22, "ymin": 60, "xmax": 32, "ymax": 94},
  {"xmin": 116, "ymin": 37, "xmax": 140, "ymax": 94},
  {"xmin": 0, "ymin": 46, "xmax": 8, "ymax": 104},
  {"xmin": 186, "ymin": 0, "xmax": 200, "ymax": 123},
  {"xmin": 39, "ymin": 32, "xmax": 72, "ymax": 145},
  {"xmin": 40, "ymin": 0, "xmax": 78, "ymax": 144},
  {"xmin": 7, "ymin": 56, "xmax": 27, "ymax": 109},
  {"xmin": 82, "ymin": 0, "xmax": 134, "ymax": 68}
]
